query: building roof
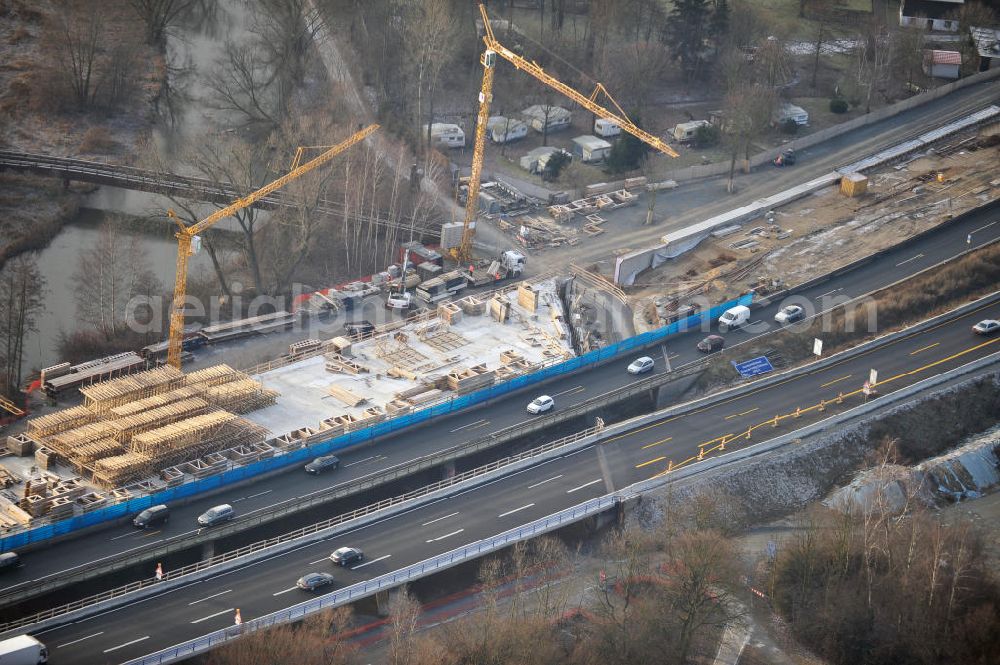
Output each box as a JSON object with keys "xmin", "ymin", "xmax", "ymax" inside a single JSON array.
[
  {"xmin": 571, "ymin": 135, "xmax": 612, "ymax": 150},
  {"xmin": 924, "ymin": 49, "xmax": 962, "ymax": 65},
  {"xmin": 901, "ymin": 0, "xmax": 964, "ymax": 20},
  {"xmin": 969, "ymin": 26, "xmax": 1000, "ymax": 58}
]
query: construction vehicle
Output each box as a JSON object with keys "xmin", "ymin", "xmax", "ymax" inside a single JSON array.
[
  {"xmin": 464, "ymin": 249, "xmax": 525, "ymax": 287},
  {"xmin": 416, "ymin": 270, "xmax": 469, "ymax": 304},
  {"xmin": 165, "ymin": 124, "xmax": 379, "ymax": 368},
  {"xmin": 452, "ymin": 3, "xmax": 679, "ymax": 263}
]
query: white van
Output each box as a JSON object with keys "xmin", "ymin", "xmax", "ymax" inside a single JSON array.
[{"xmin": 718, "ymin": 305, "xmax": 751, "ymax": 330}]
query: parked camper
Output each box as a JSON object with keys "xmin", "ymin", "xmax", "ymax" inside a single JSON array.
[
  {"xmin": 594, "ymin": 118, "xmax": 621, "ymax": 138},
  {"xmin": 521, "ymin": 105, "xmax": 572, "ymax": 133},
  {"xmin": 671, "ymin": 120, "xmax": 710, "ymax": 142},
  {"xmin": 423, "ymin": 123, "xmax": 466, "ymax": 149},
  {"xmin": 487, "ymin": 116, "xmax": 528, "ymax": 144},
  {"xmin": 773, "ymin": 103, "xmax": 809, "ymax": 127},
  {"xmin": 0, "ymin": 635, "xmax": 48, "ymax": 664},
  {"xmin": 571, "ymin": 135, "xmax": 613, "ymax": 163},
  {"xmin": 718, "ymin": 305, "xmax": 751, "ymax": 330},
  {"xmin": 520, "ymin": 146, "xmax": 569, "ymax": 175}
]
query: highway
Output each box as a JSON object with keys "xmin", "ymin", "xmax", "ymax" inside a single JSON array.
[
  {"xmin": 31, "ymin": 294, "xmax": 1000, "ymax": 663},
  {"xmin": 2, "ymin": 199, "xmax": 998, "ymax": 606}
]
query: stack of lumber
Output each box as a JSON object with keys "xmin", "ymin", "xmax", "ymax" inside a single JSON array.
[
  {"xmin": 202, "ymin": 380, "xmax": 279, "ymax": 413},
  {"xmin": 446, "ymin": 365, "xmax": 495, "ymax": 394},
  {"xmin": 105, "ymin": 397, "xmax": 211, "ymax": 442},
  {"xmin": 184, "ymin": 364, "xmax": 240, "ymax": 388},
  {"xmin": 27, "ymin": 405, "xmax": 95, "ymax": 438},
  {"xmin": 92, "ymin": 453, "xmax": 152, "ymax": 489},
  {"xmin": 107, "ymin": 387, "xmax": 202, "ymax": 418},
  {"xmin": 80, "ymin": 366, "xmax": 185, "ymax": 414},
  {"xmin": 47, "ymin": 422, "xmax": 117, "ymax": 458},
  {"xmin": 328, "ymin": 385, "xmax": 366, "ymax": 407},
  {"xmin": 129, "ymin": 411, "xmax": 237, "ymax": 457}
]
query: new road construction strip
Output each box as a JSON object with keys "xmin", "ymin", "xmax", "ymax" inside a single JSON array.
[{"xmin": 31, "ymin": 295, "xmax": 1000, "ymax": 664}]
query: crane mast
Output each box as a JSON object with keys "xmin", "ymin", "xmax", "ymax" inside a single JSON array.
[{"xmin": 457, "ymin": 4, "xmax": 679, "ymax": 261}]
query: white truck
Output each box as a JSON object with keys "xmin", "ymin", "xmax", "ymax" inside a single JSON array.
[
  {"xmin": 463, "ymin": 250, "xmax": 526, "ymax": 287},
  {"xmin": 0, "ymin": 635, "xmax": 48, "ymax": 664}
]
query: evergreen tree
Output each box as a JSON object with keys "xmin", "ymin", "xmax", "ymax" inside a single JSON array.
[
  {"xmin": 710, "ymin": 0, "xmax": 730, "ymax": 46},
  {"xmin": 605, "ymin": 121, "xmax": 647, "ymax": 174},
  {"xmin": 666, "ymin": 0, "xmax": 712, "ymax": 82}
]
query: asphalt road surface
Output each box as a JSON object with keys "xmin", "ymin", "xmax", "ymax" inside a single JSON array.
[
  {"xmin": 3, "ymin": 200, "xmax": 997, "ymax": 601},
  {"xmin": 32, "ymin": 295, "xmax": 1000, "ymax": 664}
]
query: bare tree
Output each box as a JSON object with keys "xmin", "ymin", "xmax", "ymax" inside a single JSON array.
[
  {"xmin": 206, "ymin": 40, "xmax": 281, "ymax": 129},
  {"xmin": 128, "ymin": 0, "xmax": 199, "ymax": 45},
  {"xmin": 854, "ymin": 21, "xmax": 894, "ymax": 113},
  {"xmin": 388, "ymin": 585, "xmax": 422, "ymax": 665},
  {"xmin": 72, "ymin": 218, "xmax": 163, "ymax": 339},
  {"xmin": 0, "ymin": 256, "xmax": 45, "ymax": 398},
  {"xmin": 721, "ymin": 81, "xmax": 775, "ymax": 193},
  {"xmin": 45, "ymin": 0, "xmax": 102, "ymax": 109}
]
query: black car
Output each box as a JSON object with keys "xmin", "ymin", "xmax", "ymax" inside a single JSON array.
[
  {"xmin": 304, "ymin": 455, "xmax": 340, "ymax": 475},
  {"xmin": 697, "ymin": 335, "xmax": 725, "ymax": 353},
  {"xmin": 330, "ymin": 546, "xmax": 364, "ymax": 566},
  {"xmin": 133, "ymin": 504, "xmax": 170, "ymax": 529},
  {"xmin": 297, "ymin": 572, "xmax": 336, "ymax": 591},
  {"xmin": 0, "ymin": 551, "xmax": 19, "ymax": 572},
  {"xmin": 344, "ymin": 320, "xmax": 375, "ymax": 340}
]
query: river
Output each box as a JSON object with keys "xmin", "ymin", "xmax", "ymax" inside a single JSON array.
[{"xmin": 25, "ymin": 0, "xmax": 257, "ymax": 373}]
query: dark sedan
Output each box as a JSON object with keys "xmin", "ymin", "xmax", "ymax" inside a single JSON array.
[{"xmin": 297, "ymin": 572, "xmax": 336, "ymax": 591}]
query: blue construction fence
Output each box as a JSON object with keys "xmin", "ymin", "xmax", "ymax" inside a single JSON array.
[{"xmin": 1, "ymin": 293, "xmax": 752, "ymax": 552}]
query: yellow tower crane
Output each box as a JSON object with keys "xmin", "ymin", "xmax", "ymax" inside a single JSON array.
[
  {"xmin": 165, "ymin": 123, "xmax": 380, "ymax": 368},
  {"xmin": 456, "ymin": 3, "xmax": 680, "ymax": 262}
]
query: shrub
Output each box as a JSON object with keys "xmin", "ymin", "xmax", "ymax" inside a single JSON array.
[
  {"xmin": 694, "ymin": 124, "xmax": 721, "ymax": 148},
  {"xmin": 79, "ymin": 127, "xmax": 118, "ymax": 154},
  {"xmin": 829, "ymin": 98, "xmax": 848, "ymax": 114},
  {"xmin": 781, "ymin": 118, "xmax": 799, "ymax": 135}
]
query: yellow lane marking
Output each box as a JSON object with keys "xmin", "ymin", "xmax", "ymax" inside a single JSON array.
[
  {"xmin": 910, "ymin": 342, "xmax": 939, "ymax": 356},
  {"xmin": 820, "ymin": 374, "xmax": 852, "ymax": 388},
  {"xmin": 141, "ymin": 530, "xmax": 162, "ymax": 538},
  {"xmin": 636, "ymin": 456, "xmax": 666, "ymax": 469},
  {"xmin": 724, "ymin": 407, "xmax": 758, "ymax": 420},
  {"xmin": 641, "ymin": 436, "xmax": 672, "ymax": 450},
  {"xmin": 649, "ymin": 334, "xmax": 1000, "ymax": 480}
]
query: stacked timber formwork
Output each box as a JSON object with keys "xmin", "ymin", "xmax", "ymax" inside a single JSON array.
[{"xmin": 23, "ymin": 363, "xmax": 280, "ymax": 492}]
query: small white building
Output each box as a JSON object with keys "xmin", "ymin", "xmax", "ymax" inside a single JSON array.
[
  {"xmin": 487, "ymin": 116, "xmax": 529, "ymax": 144},
  {"xmin": 423, "ymin": 123, "xmax": 465, "ymax": 149},
  {"xmin": 521, "ymin": 105, "xmax": 572, "ymax": 134},
  {"xmin": 571, "ymin": 135, "xmax": 612, "ymax": 163},
  {"xmin": 773, "ymin": 103, "xmax": 809, "ymax": 127},
  {"xmin": 922, "ymin": 49, "xmax": 961, "ymax": 79},
  {"xmin": 520, "ymin": 146, "xmax": 567, "ymax": 174},
  {"xmin": 671, "ymin": 120, "xmax": 710, "ymax": 142},
  {"xmin": 898, "ymin": 0, "xmax": 963, "ymax": 32},
  {"xmin": 970, "ymin": 26, "xmax": 1000, "ymax": 71},
  {"xmin": 594, "ymin": 118, "xmax": 621, "ymax": 138}
]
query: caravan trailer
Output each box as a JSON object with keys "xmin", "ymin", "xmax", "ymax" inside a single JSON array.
[{"xmin": 423, "ymin": 123, "xmax": 466, "ymax": 149}]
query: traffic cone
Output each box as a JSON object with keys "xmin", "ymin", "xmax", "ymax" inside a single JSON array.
[
  {"xmin": 837, "ymin": 392, "xmax": 843, "ymax": 404},
  {"xmin": 698, "ymin": 448, "xmax": 704, "ymax": 460},
  {"xmin": 794, "ymin": 406, "xmax": 801, "ymax": 418},
  {"xmin": 819, "ymin": 400, "xmax": 826, "ymax": 412},
  {"xmin": 772, "ymin": 415, "xmax": 779, "ymax": 428},
  {"xmin": 234, "ymin": 608, "xmax": 242, "ymax": 626}
]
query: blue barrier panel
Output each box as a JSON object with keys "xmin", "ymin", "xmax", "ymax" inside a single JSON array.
[{"xmin": 1, "ymin": 293, "xmax": 752, "ymax": 552}]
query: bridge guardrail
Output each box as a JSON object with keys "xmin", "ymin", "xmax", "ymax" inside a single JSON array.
[
  {"xmin": 122, "ymin": 348, "xmax": 1000, "ymax": 665},
  {"xmin": 0, "ymin": 294, "xmax": 751, "ymax": 555}
]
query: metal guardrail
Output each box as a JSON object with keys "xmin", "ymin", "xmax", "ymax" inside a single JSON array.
[
  {"xmin": 0, "ymin": 423, "xmax": 605, "ymax": 633},
  {"xmin": 123, "ymin": 492, "xmax": 621, "ymax": 665},
  {"xmin": 122, "ymin": 349, "xmax": 1000, "ymax": 665}
]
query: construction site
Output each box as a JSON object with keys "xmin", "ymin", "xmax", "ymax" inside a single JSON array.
[{"xmin": 0, "ymin": 274, "xmax": 573, "ymax": 531}]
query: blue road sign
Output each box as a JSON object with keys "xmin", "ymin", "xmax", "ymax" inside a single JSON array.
[{"xmin": 732, "ymin": 356, "xmax": 774, "ymax": 378}]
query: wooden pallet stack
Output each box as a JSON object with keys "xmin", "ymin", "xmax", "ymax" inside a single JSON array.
[
  {"xmin": 92, "ymin": 453, "xmax": 153, "ymax": 489},
  {"xmin": 80, "ymin": 366, "xmax": 185, "ymax": 415},
  {"xmin": 446, "ymin": 364, "xmax": 496, "ymax": 395},
  {"xmin": 201, "ymin": 379, "xmax": 279, "ymax": 414},
  {"xmin": 106, "ymin": 398, "xmax": 211, "ymax": 442},
  {"xmin": 26, "ymin": 405, "xmax": 95, "ymax": 438}
]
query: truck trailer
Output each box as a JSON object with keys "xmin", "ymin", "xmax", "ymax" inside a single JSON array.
[{"xmin": 0, "ymin": 635, "xmax": 48, "ymax": 665}]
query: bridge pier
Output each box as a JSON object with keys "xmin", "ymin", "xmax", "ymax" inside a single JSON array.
[
  {"xmin": 653, "ymin": 372, "xmax": 701, "ymax": 410},
  {"xmin": 63, "ymin": 177, "xmax": 70, "ymax": 190},
  {"xmin": 375, "ymin": 589, "xmax": 392, "ymax": 618},
  {"xmin": 442, "ymin": 460, "xmax": 456, "ymax": 479},
  {"xmin": 201, "ymin": 539, "xmax": 216, "ymax": 560}
]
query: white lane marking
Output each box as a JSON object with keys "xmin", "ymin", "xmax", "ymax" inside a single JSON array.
[
  {"xmin": 819, "ymin": 287, "xmax": 842, "ymax": 298},
  {"xmin": 272, "ymin": 587, "xmax": 298, "ymax": 596},
  {"xmin": 422, "ymin": 511, "xmax": 459, "ymax": 526},
  {"xmin": 188, "ymin": 589, "xmax": 231, "ymax": 605},
  {"xmin": 110, "ymin": 531, "xmax": 136, "ymax": 541},
  {"xmin": 971, "ymin": 221, "xmax": 996, "ymax": 234},
  {"xmin": 352, "ymin": 554, "xmax": 391, "ymax": 570},
  {"xmin": 191, "ymin": 607, "xmax": 235, "ymax": 623},
  {"xmin": 895, "ymin": 253, "xmax": 924, "ymax": 267},
  {"xmin": 57, "ymin": 632, "xmax": 104, "ymax": 648},
  {"xmin": 450, "ymin": 419, "xmax": 488, "ymax": 433},
  {"xmin": 426, "ymin": 528, "xmax": 464, "ymax": 543},
  {"xmin": 246, "ymin": 490, "xmax": 272, "ymax": 500},
  {"xmin": 104, "ymin": 636, "xmax": 149, "ymax": 653},
  {"xmin": 528, "ymin": 475, "xmax": 563, "ymax": 489},
  {"xmin": 345, "ymin": 455, "xmax": 377, "ymax": 467},
  {"xmin": 553, "ymin": 385, "xmax": 585, "ymax": 397},
  {"xmin": 567, "ymin": 479, "xmax": 603, "ymax": 494},
  {"xmin": 309, "ymin": 557, "xmax": 329, "ymax": 565},
  {"xmin": 498, "ymin": 503, "xmax": 535, "ymax": 518}
]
